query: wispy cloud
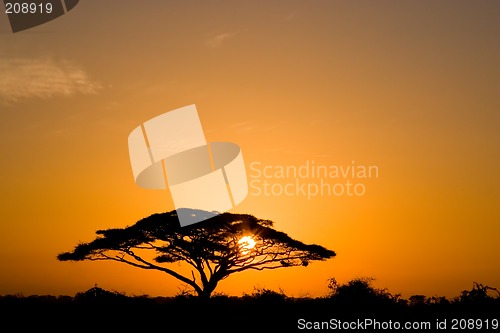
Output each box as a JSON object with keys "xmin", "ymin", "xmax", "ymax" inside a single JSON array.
[
  {"xmin": 0, "ymin": 57, "xmax": 102, "ymax": 102},
  {"xmin": 205, "ymin": 31, "xmax": 239, "ymax": 48}
]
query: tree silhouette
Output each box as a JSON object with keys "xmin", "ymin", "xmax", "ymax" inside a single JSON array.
[{"xmin": 58, "ymin": 209, "xmax": 335, "ymax": 299}]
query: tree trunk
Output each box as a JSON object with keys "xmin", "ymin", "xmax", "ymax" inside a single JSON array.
[{"xmin": 198, "ymin": 280, "xmax": 218, "ymax": 299}]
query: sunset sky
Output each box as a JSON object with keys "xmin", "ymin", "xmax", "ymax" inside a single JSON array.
[{"xmin": 0, "ymin": 1, "xmax": 498, "ymax": 299}]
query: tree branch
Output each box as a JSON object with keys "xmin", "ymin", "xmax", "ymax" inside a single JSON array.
[{"xmin": 92, "ymin": 251, "xmax": 203, "ymax": 296}]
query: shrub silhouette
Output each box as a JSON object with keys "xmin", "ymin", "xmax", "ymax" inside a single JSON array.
[
  {"xmin": 244, "ymin": 286, "xmax": 288, "ymax": 304},
  {"xmin": 460, "ymin": 282, "xmax": 500, "ymax": 304},
  {"xmin": 74, "ymin": 285, "xmax": 127, "ymax": 304},
  {"xmin": 326, "ymin": 277, "xmax": 404, "ymax": 316}
]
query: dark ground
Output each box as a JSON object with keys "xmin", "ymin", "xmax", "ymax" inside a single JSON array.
[{"xmin": 1, "ymin": 282, "xmax": 499, "ymax": 332}]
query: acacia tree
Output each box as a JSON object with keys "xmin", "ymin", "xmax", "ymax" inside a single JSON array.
[{"xmin": 58, "ymin": 209, "xmax": 335, "ymax": 299}]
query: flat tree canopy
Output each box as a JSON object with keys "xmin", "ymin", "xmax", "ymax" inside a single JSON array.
[{"xmin": 58, "ymin": 209, "xmax": 335, "ymax": 298}]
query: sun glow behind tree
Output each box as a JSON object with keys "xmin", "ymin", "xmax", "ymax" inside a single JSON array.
[{"xmin": 238, "ymin": 236, "xmax": 256, "ymax": 255}]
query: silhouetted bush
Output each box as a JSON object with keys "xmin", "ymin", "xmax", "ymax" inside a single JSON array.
[
  {"xmin": 74, "ymin": 285, "xmax": 127, "ymax": 303},
  {"xmin": 324, "ymin": 277, "xmax": 405, "ymax": 317},
  {"xmin": 243, "ymin": 286, "xmax": 288, "ymax": 303}
]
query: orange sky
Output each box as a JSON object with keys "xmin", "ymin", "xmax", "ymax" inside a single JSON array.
[{"xmin": 0, "ymin": 1, "xmax": 499, "ymax": 299}]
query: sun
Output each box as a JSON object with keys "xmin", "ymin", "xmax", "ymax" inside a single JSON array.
[{"xmin": 238, "ymin": 236, "xmax": 256, "ymax": 253}]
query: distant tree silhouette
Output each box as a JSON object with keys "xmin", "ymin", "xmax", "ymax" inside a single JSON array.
[
  {"xmin": 58, "ymin": 209, "xmax": 335, "ymax": 299},
  {"xmin": 74, "ymin": 284, "xmax": 127, "ymax": 303},
  {"xmin": 460, "ymin": 282, "xmax": 500, "ymax": 304}
]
